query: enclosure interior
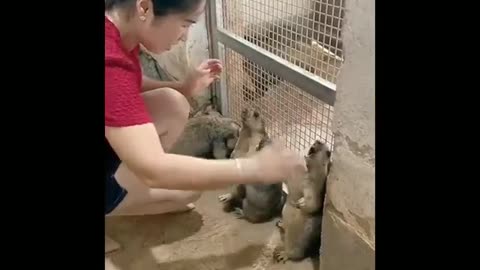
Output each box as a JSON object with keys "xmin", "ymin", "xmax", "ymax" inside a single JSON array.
[
  {"xmin": 210, "ymin": 0, "xmax": 344, "ymax": 156},
  {"xmin": 106, "ymin": 1, "xmax": 347, "ymax": 269}
]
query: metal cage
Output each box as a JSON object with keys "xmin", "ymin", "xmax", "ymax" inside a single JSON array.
[{"xmin": 207, "ymin": 0, "xmax": 345, "ymax": 153}]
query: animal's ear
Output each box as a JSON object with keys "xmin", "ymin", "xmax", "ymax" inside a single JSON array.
[
  {"xmin": 307, "ymin": 145, "xmax": 316, "ymax": 156},
  {"xmin": 315, "ymin": 140, "xmax": 324, "ymax": 147},
  {"xmin": 241, "ymin": 108, "xmax": 248, "ymax": 117}
]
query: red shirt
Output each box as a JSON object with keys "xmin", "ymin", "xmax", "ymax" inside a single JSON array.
[{"xmin": 105, "ymin": 17, "xmax": 152, "ymax": 127}]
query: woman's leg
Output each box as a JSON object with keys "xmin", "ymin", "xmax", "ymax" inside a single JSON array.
[{"xmin": 108, "ymin": 88, "xmax": 202, "ymax": 216}]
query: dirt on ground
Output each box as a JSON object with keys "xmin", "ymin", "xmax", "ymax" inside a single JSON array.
[{"xmin": 105, "ymin": 189, "xmax": 319, "ymax": 270}]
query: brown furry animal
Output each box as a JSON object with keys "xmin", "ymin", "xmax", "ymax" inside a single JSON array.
[
  {"xmin": 273, "ymin": 140, "xmax": 331, "ymax": 263},
  {"xmin": 170, "ymin": 113, "xmax": 240, "ymax": 159},
  {"xmin": 218, "ymin": 108, "xmax": 286, "ymax": 223}
]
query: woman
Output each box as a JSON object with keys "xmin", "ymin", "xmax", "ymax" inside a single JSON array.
[{"xmin": 105, "ymin": 0, "xmax": 305, "ymax": 217}]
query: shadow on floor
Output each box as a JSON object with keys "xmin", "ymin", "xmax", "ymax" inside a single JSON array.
[
  {"xmin": 155, "ymin": 244, "xmax": 265, "ymax": 270},
  {"xmin": 105, "ymin": 191, "xmax": 320, "ymax": 270},
  {"xmin": 106, "ymin": 211, "xmax": 204, "ymax": 270},
  {"xmin": 106, "ymin": 210, "xmax": 204, "ymax": 247}
]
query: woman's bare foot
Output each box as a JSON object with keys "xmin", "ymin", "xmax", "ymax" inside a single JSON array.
[
  {"xmin": 105, "ymin": 235, "xmax": 121, "ymax": 254},
  {"xmin": 173, "ymin": 203, "xmax": 196, "ymax": 213}
]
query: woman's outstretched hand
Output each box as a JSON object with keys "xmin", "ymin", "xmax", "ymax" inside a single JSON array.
[
  {"xmin": 239, "ymin": 141, "xmax": 307, "ymax": 184},
  {"xmin": 182, "ymin": 59, "xmax": 223, "ymax": 96}
]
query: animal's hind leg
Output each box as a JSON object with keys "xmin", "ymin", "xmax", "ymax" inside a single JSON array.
[
  {"xmin": 235, "ymin": 199, "xmax": 267, "ymax": 223},
  {"xmin": 274, "ymin": 229, "xmax": 311, "ymax": 263},
  {"xmin": 233, "ymin": 198, "xmax": 250, "ymax": 219},
  {"xmin": 233, "ymin": 206, "xmax": 245, "ymax": 219},
  {"xmin": 219, "ymin": 184, "xmax": 245, "ymax": 212},
  {"xmin": 273, "ymin": 246, "xmax": 288, "ymax": 263},
  {"xmin": 274, "ymin": 241, "xmax": 307, "ymax": 263},
  {"xmin": 275, "ymin": 243, "xmax": 307, "ymax": 263},
  {"xmin": 286, "ymin": 220, "xmax": 321, "ymax": 261},
  {"xmin": 276, "ymin": 219, "xmax": 284, "ymax": 230},
  {"xmin": 285, "ymin": 246, "xmax": 307, "ymax": 261},
  {"xmin": 212, "ymin": 139, "xmax": 228, "ymax": 159}
]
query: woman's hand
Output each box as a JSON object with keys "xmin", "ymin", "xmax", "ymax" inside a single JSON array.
[
  {"xmin": 181, "ymin": 59, "xmax": 223, "ymax": 96},
  {"xmin": 239, "ymin": 141, "xmax": 307, "ymax": 184}
]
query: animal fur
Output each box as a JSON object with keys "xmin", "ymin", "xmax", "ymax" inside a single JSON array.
[
  {"xmin": 192, "ymin": 103, "xmax": 222, "ymax": 118},
  {"xmin": 170, "ymin": 111, "xmax": 240, "ymax": 159},
  {"xmin": 218, "ymin": 108, "xmax": 286, "ymax": 223},
  {"xmin": 273, "ymin": 140, "xmax": 332, "ymax": 263}
]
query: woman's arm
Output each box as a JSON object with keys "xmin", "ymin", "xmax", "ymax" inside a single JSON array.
[
  {"xmin": 141, "ymin": 75, "xmax": 185, "ymax": 94},
  {"xmin": 106, "ymin": 123, "xmax": 258, "ymax": 190},
  {"xmin": 106, "ymin": 58, "xmax": 298, "ymax": 190},
  {"xmin": 142, "ymin": 59, "xmax": 223, "ymax": 97}
]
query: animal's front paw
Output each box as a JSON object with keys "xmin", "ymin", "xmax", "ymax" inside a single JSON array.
[
  {"xmin": 233, "ymin": 208, "xmax": 245, "ymax": 219},
  {"xmin": 218, "ymin": 193, "xmax": 232, "ymax": 203},
  {"xmin": 275, "ymin": 219, "xmax": 284, "ymax": 230},
  {"xmin": 294, "ymin": 197, "xmax": 306, "ymax": 209},
  {"xmin": 273, "ymin": 249, "xmax": 288, "ymax": 263}
]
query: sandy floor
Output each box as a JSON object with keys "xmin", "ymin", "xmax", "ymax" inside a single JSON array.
[{"xmin": 105, "ymin": 189, "xmax": 319, "ymax": 270}]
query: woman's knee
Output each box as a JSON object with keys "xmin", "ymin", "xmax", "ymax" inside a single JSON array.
[
  {"xmin": 173, "ymin": 190, "xmax": 202, "ymax": 204},
  {"xmin": 142, "ymin": 87, "xmax": 190, "ymax": 124},
  {"xmin": 142, "ymin": 88, "xmax": 190, "ymax": 150},
  {"xmin": 114, "ymin": 164, "xmax": 202, "ymax": 207}
]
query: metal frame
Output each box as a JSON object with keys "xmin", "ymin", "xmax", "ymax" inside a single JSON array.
[
  {"xmin": 216, "ymin": 30, "xmax": 337, "ymax": 106},
  {"xmin": 206, "ymin": 0, "xmax": 337, "ymax": 110},
  {"xmin": 206, "ymin": 0, "xmax": 229, "ymax": 114}
]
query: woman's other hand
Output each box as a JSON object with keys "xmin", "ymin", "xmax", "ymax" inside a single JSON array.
[{"xmin": 182, "ymin": 59, "xmax": 223, "ymax": 96}]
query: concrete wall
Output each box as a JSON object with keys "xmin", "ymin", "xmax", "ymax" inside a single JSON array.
[
  {"xmin": 146, "ymin": 13, "xmax": 210, "ymax": 79},
  {"xmin": 243, "ymin": 0, "xmax": 312, "ymax": 24},
  {"xmin": 319, "ymin": 0, "xmax": 375, "ymax": 269},
  {"xmin": 186, "ymin": 13, "xmax": 210, "ymax": 68}
]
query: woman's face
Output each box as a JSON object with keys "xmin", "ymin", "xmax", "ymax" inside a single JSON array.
[{"xmin": 136, "ymin": 0, "xmax": 206, "ymax": 54}]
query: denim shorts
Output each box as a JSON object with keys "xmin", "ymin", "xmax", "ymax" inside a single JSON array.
[{"xmin": 105, "ymin": 174, "xmax": 128, "ymax": 215}]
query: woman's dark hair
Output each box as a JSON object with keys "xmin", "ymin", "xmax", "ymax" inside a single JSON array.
[{"xmin": 105, "ymin": 0, "xmax": 203, "ymax": 17}]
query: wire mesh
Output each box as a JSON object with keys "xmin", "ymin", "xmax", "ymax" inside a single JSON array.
[
  {"xmin": 220, "ymin": 0, "xmax": 345, "ymax": 84},
  {"xmin": 225, "ymin": 48, "xmax": 335, "ymax": 153},
  {"xmin": 212, "ymin": 0, "xmax": 344, "ymax": 154}
]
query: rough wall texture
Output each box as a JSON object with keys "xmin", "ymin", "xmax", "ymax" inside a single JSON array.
[
  {"xmin": 186, "ymin": 13, "xmax": 210, "ymax": 68},
  {"xmin": 140, "ymin": 14, "xmax": 211, "ymax": 114},
  {"xmin": 320, "ymin": 0, "xmax": 375, "ymax": 269}
]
